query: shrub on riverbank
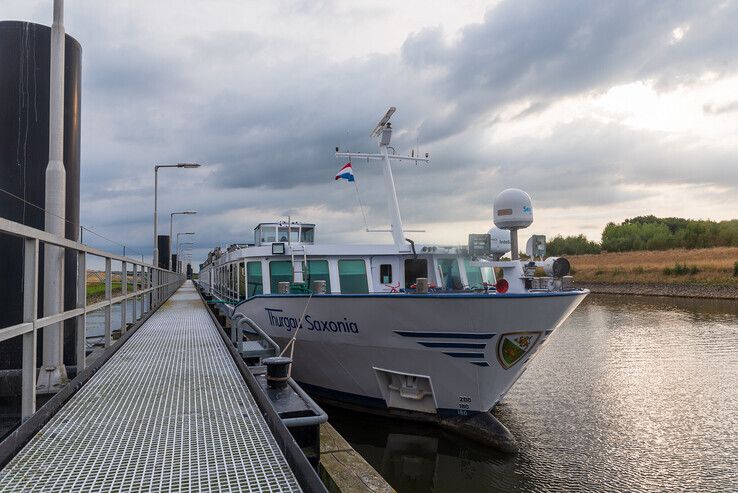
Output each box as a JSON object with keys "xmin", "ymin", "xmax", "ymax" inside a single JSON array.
[{"xmin": 663, "ymin": 263, "xmax": 699, "ymax": 276}]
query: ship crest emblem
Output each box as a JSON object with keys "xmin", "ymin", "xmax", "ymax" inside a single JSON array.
[{"xmin": 497, "ymin": 332, "xmax": 541, "ymax": 369}]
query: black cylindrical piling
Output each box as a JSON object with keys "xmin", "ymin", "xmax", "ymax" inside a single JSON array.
[
  {"xmin": 0, "ymin": 21, "xmax": 82, "ymax": 370},
  {"xmin": 157, "ymin": 235, "xmax": 170, "ymax": 269}
]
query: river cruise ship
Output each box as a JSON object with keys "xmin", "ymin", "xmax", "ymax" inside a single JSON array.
[{"xmin": 197, "ymin": 108, "xmax": 588, "ymax": 420}]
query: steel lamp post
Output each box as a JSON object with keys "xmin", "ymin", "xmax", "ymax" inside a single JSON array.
[
  {"xmin": 152, "ymin": 163, "xmax": 200, "ymax": 267},
  {"xmin": 169, "ymin": 212, "xmax": 197, "ymax": 270},
  {"xmin": 176, "ymin": 232, "xmax": 195, "ymax": 272}
]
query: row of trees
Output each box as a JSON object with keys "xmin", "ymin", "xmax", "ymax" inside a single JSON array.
[
  {"xmin": 546, "ymin": 234, "xmax": 601, "ymax": 256},
  {"xmin": 546, "ymin": 216, "xmax": 738, "ymax": 255}
]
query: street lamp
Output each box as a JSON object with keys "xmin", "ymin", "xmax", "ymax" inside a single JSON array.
[
  {"xmin": 178, "ymin": 242, "xmax": 195, "ymax": 273},
  {"xmin": 153, "ymin": 163, "xmax": 201, "ymax": 267},
  {"xmin": 169, "ymin": 211, "xmax": 197, "ymax": 269},
  {"xmin": 176, "ymin": 232, "xmax": 195, "ymax": 272}
]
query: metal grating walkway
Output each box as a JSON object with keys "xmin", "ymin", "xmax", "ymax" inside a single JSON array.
[{"xmin": 0, "ymin": 282, "xmax": 302, "ymax": 492}]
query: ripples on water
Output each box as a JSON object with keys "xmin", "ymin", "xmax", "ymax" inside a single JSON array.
[{"xmin": 328, "ymin": 295, "xmax": 738, "ymax": 492}]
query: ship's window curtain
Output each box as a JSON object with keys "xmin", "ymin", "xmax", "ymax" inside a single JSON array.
[
  {"xmin": 247, "ymin": 261, "xmax": 263, "ymax": 297},
  {"xmin": 338, "ymin": 260, "xmax": 369, "ymax": 294},
  {"xmin": 269, "ymin": 261, "xmax": 293, "ymax": 293},
  {"xmin": 238, "ymin": 262, "xmax": 246, "ymax": 300},
  {"xmin": 304, "ymin": 260, "xmax": 331, "ymax": 292},
  {"xmin": 438, "ymin": 258, "xmax": 462, "ymax": 290}
]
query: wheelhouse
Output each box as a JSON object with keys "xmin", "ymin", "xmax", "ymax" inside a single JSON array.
[{"xmin": 254, "ymin": 222, "xmax": 315, "ymax": 246}]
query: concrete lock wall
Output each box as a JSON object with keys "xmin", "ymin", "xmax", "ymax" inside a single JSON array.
[{"xmin": 0, "ymin": 21, "xmax": 82, "ymax": 370}]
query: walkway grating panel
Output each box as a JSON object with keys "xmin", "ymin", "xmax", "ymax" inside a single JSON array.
[{"xmin": 0, "ymin": 282, "xmax": 302, "ymax": 492}]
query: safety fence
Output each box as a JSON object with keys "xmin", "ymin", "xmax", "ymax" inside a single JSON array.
[{"xmin": 0, "ymin": 217, "xmax": 184, "ymax": 419}]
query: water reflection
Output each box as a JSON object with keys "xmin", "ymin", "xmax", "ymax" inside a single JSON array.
[
  {"xmin": 328, "ymin": 295, "xmax": 738, "ymax": 492},
  {"xmin": 85, "ymin": 298, "xmax": 149, "ymax": 340}
]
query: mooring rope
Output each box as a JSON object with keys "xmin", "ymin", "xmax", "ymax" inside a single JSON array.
[{"xmin": 279, "ymin": 290, "xmax": 314, "ymax": 377}]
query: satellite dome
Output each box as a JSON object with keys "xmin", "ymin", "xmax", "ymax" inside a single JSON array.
[
  {"xmin": 493, "ymin": 188, "xmax": 533, "ymax": 229},
  {"xmin": 487, "ymin": 227, "xmax": 511, "ymax": 256}
]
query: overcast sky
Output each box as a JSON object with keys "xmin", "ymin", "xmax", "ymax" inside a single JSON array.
[{"xmin": 6, "ymin": 0, "xmax": 738, "ymax": 266}]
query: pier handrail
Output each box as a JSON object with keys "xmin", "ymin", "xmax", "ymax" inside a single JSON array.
[{"xmin": 0, "ymin": 217, "xmax": 185, "ymax": 420}]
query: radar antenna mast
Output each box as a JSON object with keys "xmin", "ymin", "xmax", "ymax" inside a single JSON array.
[{"xmin": 336, "ymin": 107, "xmax": 429, "ymax": 251}]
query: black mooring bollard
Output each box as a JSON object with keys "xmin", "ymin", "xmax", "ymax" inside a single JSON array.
[{"xmin": 263, "ymin": 356, "xmax": 292, "ymax": 389}]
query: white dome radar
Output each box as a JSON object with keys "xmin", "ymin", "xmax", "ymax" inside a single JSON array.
[
  {"xmin": 487, "ymin": 227, "xmax": 511, "ymax": 258},
  {"xmin": 493, "ymin": 188, "xmax": 533, "ymax": 230},
  {"xmin": 493, "ymin": 188, "xmax": 533, "ymax": 260}
]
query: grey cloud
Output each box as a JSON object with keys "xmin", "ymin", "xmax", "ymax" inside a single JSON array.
[
  {"xmin": 402, "ymin": 0, "xmax": 738, "ymax": 141},
  {"xmin": 27, "ymin": 0, "xmax": 737, "ymax": 263},
  {"xmin": 704, "ymin": 100, "xmax": 738, "ymax": 114}
]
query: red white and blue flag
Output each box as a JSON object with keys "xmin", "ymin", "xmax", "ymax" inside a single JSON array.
[{"xmin": 334, "ymin": 162, "xmax": 355, "ymax": 182}]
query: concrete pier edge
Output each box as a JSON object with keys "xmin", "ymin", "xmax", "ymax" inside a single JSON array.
[{"xmin": 319, "ymin": 422, "xmax": 396, "ymax": 493}]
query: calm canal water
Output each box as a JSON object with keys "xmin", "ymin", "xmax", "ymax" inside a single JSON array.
[
  {"xmin": 85, "ymin": 298, "xmax": 148, "ymax": 339},
  {"xmin": 328, "ymin": 294, "xmax": 738, "ymax": 492}
]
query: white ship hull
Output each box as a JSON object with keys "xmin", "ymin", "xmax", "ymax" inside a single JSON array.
[{"xmin": 233, "ymin": 291, "xmax": 587, "ymax": 417}]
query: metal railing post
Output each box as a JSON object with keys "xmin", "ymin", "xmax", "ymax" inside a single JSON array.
[
  {"xmin": 131, "ymin": 263, "xmax": 138, "ymax": 322},
  {"xmin": 156, "ymin": 270, "xmax": 161, "ymax": 305},
  {"xmin": 120, "ymin": 261, "xmax": 127, "ymax": 334},
  {"xmin": 21, "ymin": 238, "xmax": 39, "ymax": 420},
  {"xmin": 104, "ymin": 257, "xmax": 112, "ymax": 347},
  {"xmin": 141, "ymin": 265, "xmax": 147, "ymax": 316},
  {"xmin": 75, "ymin": 250, "xmax": 86, "ymax": 370}
]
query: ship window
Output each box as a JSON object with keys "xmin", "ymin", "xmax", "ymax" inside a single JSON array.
[
  {"xmin": 463, "ymin": 260, "xmax": 494, "ymax": 288},
  {"xmin": 301, "ymin": 228, "xmax": 314, "ymax": 243},
  {"xmin": 338, "ymin": 259, "xmax": 369, "ymax": 294},
  {"xmin": 463, "ymin": 259, "xmax": 485, "ymax": 289},
  {"xmin": 238, "ymin": 263, "xmax": 246, "ymax": 300},
  {"xmin": 481, "ymin": 266, "xmax": 495, "ymax": 285},
  {"xmin": 278, "ymin": 226, "xmax": 289, "ymax": 242},
  {"xmin": 304, "ymin": 260, "xmax": 331, "ymax": 292},
  {"xmin": 290, "ymin": 228, "xmax": 300, "ymax": 243},
  {"xmin": 438, "ymin": 258, "xmax": 462, "ymax": 290},
  {"xmin": 228, "ymin": 264, "xmax": 235, "ymax": 301},
  {"xmin": 247, "ymin": 261, "xmax": 263, "ymax": 297},
  {"xmin": 269, "ymin": 261, "xmax": 293, "ymax": 293},
  {"xmin": 404, "ymin": 259, "xmax": 427, "ymax": 289},
  {"xmin": 380, "ymin": 264, "xmax": 392, "ymax": 284},
  {"xmin": 260, "ymin": 226, "xmax": 276, "ymax": 243}
]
